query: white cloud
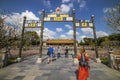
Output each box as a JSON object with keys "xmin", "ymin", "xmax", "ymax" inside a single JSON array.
[
  {"xmin": 65, "ymin": 24, "xmax": 72, "ymax": 29},
  {"xmin": 81, "ymin": 28, "xmax": 93, "ymax": 34},
  {"xmin": 103, "ymin": 8, "xmax": 117, "ymax": 13},
  {"xmin": 50, "ymin": 9, "xmax": 53, "ymax": 12},
  {"xmin": 60, "ymin": 3, "xmax": 73, "ymax": 13},
  {"xmin": 21, "ymin": 10, "xmax": 39, "ymax": 20},
  {"xmin": 43, "ymin": 0, "xmax": 51, "ymax": 8},
  {"xmin": 96, "ymin": 31, "xmax": 108, "ymax": 37},
  {"xmin": 43, "ymin": 28, "xmax": 56, "ymax": 39},
  {"xmin": 67, "ymin": 30, "xmax": 73, "ymax": 35},
  {"xmin": 68, "ymin": 3, "xmax": 73, "ymax": 8},
  {"xmin": 60, "ymin": 4, "xmax": 70, "ymax": 13},
  {"xmin": 81, "ymin": 28, "xmax": 108, "ymax": 38},
  {"xmin": 5, "ymin": 13, "xmax": 22, "ymax": 29},
  {"xmin": 73, "ymin": 0, "xmax": 86, "ymax": 9},
  {"xmin": 103, "ymin": 8, "xmax": 111, "ymax": 13},
  {"xmin": 56, "ymin": 28, "xmax": 63, "ymax": 32},
  {"xmin": 80, "ymin": 35, "xmax": 87, "ymax": 39},
  {"xmin": 62, "ymin": 0, "xmax": 70, "ymax": 3},
  {"xmin": 38, "ymin": 10, "xmax": 42, "ymax": 15},
  {"xmin": 77, "ymin": 0, "xmax": 80, "ymax": 3},
  {"xmin": 5, "ymin": 10, "xmax": 39, "ymax": 30},
  {"xmin": 60, "ymin": 35, "xmax": 67, "ymax": 38},
  {"xmin": 66, "ymin": 30, "xmax": 79, "ymax": 36},
  {"xmin": 70, "ymin": 0, "xmax": 87, "ymax": 9},
  {"xmin": 79, "ymin": 0, "xmax": 86, "ymax": 8},
  {"xmin": 36, "ymin": 28, "xmax": 56, "ymax": 40}
]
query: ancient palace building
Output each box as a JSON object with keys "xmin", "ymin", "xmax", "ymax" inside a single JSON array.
[{"xmin": 46, "ymin": 39, "xmax": 74, "ymax": 46}]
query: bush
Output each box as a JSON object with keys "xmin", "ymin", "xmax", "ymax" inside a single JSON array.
[
  {"xmin": 100, "ymin": 57, "xmax": 109, "ymax": 65},
  {"xmin": 7, "ymin": 57, "xmax": 17, "ymax": 65}
]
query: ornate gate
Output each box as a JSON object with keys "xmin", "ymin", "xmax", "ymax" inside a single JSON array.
[{"xmin": 18, "ymin": 8, "xmax": 100, "ymax": 63}]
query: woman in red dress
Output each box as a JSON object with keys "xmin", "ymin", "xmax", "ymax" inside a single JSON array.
[{"xmin": 77, "ymin": 47, "xmax": 90, "ymax": 80}]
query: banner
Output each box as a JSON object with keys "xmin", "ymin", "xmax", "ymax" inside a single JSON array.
[{"xmin": 54, "ymin": 17, "xmax": 63, "ymax": 21}]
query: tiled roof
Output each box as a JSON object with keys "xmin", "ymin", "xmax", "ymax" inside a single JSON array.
[{"xmin": 46, "ymin": 39, "xmax": 74, "ymax": 44}]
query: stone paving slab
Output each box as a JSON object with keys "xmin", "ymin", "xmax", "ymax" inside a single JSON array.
[{"xmin": 0, "ymin": 54, "xmax": 120, "ymax": 80}]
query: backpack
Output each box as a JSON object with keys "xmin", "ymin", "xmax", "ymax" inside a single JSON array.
[{"xmin": 79, "ymin": 53, "xmax": 88, "ymax": 67}]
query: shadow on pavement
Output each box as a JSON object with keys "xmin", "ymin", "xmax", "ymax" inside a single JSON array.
[{"xmin": 75, "ymin": 69, "xmax": 78, "ymax": 80}]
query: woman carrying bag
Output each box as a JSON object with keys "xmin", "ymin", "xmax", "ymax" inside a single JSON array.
[{"xmin": 77, "ymin": 46, "xmax": 90, "ymax": 80}]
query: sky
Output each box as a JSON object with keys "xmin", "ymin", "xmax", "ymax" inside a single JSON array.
[{"xmin": 0, "ymin": 0, "xmax": 120, "ymax": 41}]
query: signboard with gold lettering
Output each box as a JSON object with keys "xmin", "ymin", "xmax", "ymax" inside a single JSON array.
[
  {"xmin": 25, "ymin": 20, "xmax": 41, "ymax": 28},
  {"xmin": 47, "ymin": 14, "xmax": 70, "ymax": 21},
  {"xmin": 54, "ymin": 17, "xmax": 63, "ymax": 21},
  {"xmin": 29, "ymin": 22, "xmax": 36, "ymax": 27},
  {"xmin": 48, "ymin": 14, "xmax": 56, "ymax": 18},
  {"xmin": 45, "ymin": 7, "xmax": 72, "ymax": 21},
  {"xmin": 60, "ymin": 14, "xmax": 69, "ymax": 18},
  {"xmin": 81, "ymin": 22, "xmax": 87, "ymax": 27},
  {"xmin": 76, "ymin": 21, "xmax": 93, "ymax": 28}
]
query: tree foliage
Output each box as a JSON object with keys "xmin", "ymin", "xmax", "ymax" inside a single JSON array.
[
  {"xmin": 0, "ymin": 10, "xmax": 20, "ymax": 49},
  {"xmin": 79, "ymin": 38, "xmax": 94, "ymax": 46},
  {"xmin": 105, "ymin": 3, "xmax": 120, "ymax": 32},
  {"xmin": 24, "ymin": 31, "xmax": 39, "ymax": 46},
  {"xmin": 79, "ymin": 33, "xmax": 120, "ymax": 48},
  {"xmin": 83, "ymin": 37, "xmax": 93, "ymax": 45},
  {"xmin": 108, "ymin": 33, "xmax": 120, "ymax": 41}
]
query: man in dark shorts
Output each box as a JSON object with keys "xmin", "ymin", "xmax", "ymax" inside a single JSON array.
[{"xmin": 65, "ymin": 47, "xmax": 68, "ymax": 58}]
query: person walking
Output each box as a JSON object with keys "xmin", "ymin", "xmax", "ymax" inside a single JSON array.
[
  {"xmin": 47, "ymin": 46, "xmax": 54, "ymax": 63},
  {"xmin": 65, "ymin": 47, "xmax": 69, "ymax": 58},
  {"xmin": 77, "ymin": 46, "xmax": 90, "ymax": 80},
  {"xmin": 53, "ymin": 46, "xmax": 56, "ymax": 58},
  {"xmin": 57, "ymin": 46, "xmax": 61, "ymax": 58}
]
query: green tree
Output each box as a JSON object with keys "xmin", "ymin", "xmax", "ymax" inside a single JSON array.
[
  {"xmin": 0, "ymin": 11, "xmax": 11, "ymax": 49},
  {"xmin": 99, "ymin": 33, "xmax": 120, "ymax": 48},
  {"xmin": 83, "ymin": 37, "xmax": 93, "ymax": 45},
  {"xmin": 79, "ymin": 40, "xmax": 85, "ymax": 46},
  {"xmin": 24, "ymin": 31, "xmax": 39, "ymax": 46},
  {"xmin": 0, "ymin": 10, "xmax": 20, "ymax": 49},
  {"xmin": 108, "ymin": 33, "xmax": 120, "ymax": 41},
  {"xmin": 97, "ymin": 36, "xmax": 108, "ymax": 46}
]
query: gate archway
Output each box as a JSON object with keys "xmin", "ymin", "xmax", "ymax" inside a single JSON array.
[{"xmin": 18, "ymin": 8, "xmax": 100, "ymax": 63}]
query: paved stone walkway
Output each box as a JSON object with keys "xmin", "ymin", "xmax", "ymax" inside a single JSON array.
[{"xmin": 0, "ymin": 54, "xmax": 120, "ymax": 80}]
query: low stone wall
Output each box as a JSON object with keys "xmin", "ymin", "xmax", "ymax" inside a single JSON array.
[{"xmin": 108, "ymin": 53, "xmax": 120, "ymax": 69}]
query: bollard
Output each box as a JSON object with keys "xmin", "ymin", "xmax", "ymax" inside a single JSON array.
[
  {"xmin": 2, "ymin": 51, "xmax": 8, "ymax": 67},
  {"xmin": 108, "ymin": 49, "xmax": 114, "ymax": 68}
]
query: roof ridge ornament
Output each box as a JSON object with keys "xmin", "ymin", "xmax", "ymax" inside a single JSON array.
[{"xmin": 56, "ymin": 7, "xmax": 61, "ymax": 14}]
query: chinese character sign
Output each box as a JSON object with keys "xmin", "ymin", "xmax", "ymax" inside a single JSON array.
[
  {"xmin": 25, "ymin": 20, "xmax": 42, "ymax": 28},
  {"xmin": 75, "ymin": 20, "xmax": 93, "ymax": 28}
]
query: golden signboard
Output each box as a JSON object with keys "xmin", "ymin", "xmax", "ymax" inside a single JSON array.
[
  {"xmin": 25, "ymin": 20, "xmax": 41, "ymax": 28},
  {"xmin": 48, "ymin": 14, "xmax": 56, "ymax": 18},
  {"xmin": 29, "ymin": 22, "xmax": 36, "ymax": 27},
  {"xmin": 60, "ymin": 14, "xmax": 69, "ymax": 18},
  {"xmin": 54, "ymin": 17, "xmax": 63, "ymax": 21},
  {"xmin": 81, "ymin": 22, "xmax": 87, "ymax": 27}
]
